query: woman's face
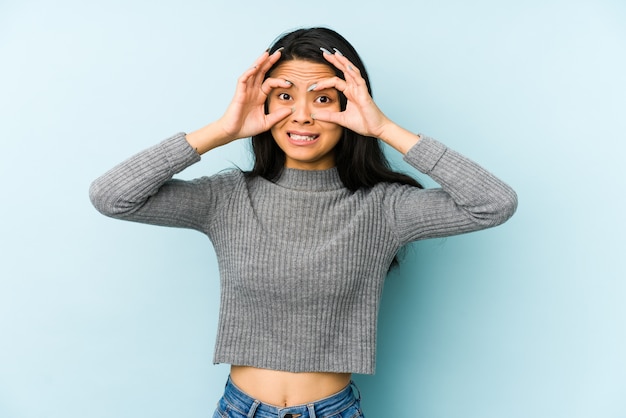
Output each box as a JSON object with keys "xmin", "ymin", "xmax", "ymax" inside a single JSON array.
[{"xmin": 268, "ymin": 59, "xmax": 343, "ymax": 170}]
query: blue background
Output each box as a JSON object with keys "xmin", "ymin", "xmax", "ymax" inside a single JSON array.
[{"xmin": 1, "ymin": 1, "xmax": 624, "ymax": 417}]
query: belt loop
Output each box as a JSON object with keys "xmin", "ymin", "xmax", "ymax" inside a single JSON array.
[
  {"xmin": 307, "ymin": 403, "xmax": 316, "ymax": 418},
  {"xmin": 350, "ymin": 380, "xmax": 361, "ymax": 401},
  {"xmin": 247, "ymin": 400, "xmax": 260, "ymax": 418}
]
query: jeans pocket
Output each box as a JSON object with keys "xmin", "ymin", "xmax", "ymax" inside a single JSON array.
[
  {"xmin": 323, "ymin": 400, "xmax": 364, "ymax": 418},
  {"xmin": 342, "ymin": 401, "xmax": 365, "ymax": 418},
  {"xmin": 214, "ymin": 398, "xmax": 250, "ymax": 418},
  {"xmin": 213, "ymin": 397, "xmax": 231, "ymax": 418},
  {"xmin": 212, "ymin": 405, "xmax": 226, "ymax": 418}
]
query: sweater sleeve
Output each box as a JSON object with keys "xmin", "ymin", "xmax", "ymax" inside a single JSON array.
[
  {"xmin": 385, "ymin": 135, "xmax": 518, "ymax": 245},
  {"xmin": 89, "ymin": 132, "xmax": 228, "ymax": 232}
]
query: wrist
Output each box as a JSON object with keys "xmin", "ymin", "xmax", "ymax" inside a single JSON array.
[
  {"xmin": 185, "ymin": 121, "xmax": 234, "ymax": 155},
  {"xmin": 377, "ymin": 122, "xmax": 421, "ymax": 155}
]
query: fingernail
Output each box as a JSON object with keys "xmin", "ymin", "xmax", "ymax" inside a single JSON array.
[
  {"xmin": 284, "ymin": 80, "xmax": 292, "ymax": 85},
  {"xmin": 311, "ymin": 113, "xmax": 316, "ymax": 120},
  {"xmin": 320, "ymin": 47, "xmax": 332, "ymax": 55},
  {"xmin": 291, "ymin": 106, "xmax": 296, "ymax": 113},
  {"xmin": 347, "ymin": 65, "xmax": 354, "ymax": 71},
  {"xmin": 273, "ymin": 47, "xmax": 285, "ymax": 55},
  {"xmin": 333, "ymin": 48, "xmax": 344, "ymax": 56},
  {"xmin": 307, "ymin": 83, "xmax": 317, "ymax": 92}
]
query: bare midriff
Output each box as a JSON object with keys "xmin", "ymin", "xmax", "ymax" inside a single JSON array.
[{"xmin": 229, "ymin": 365, "xmax": 352, "ymax": 407}]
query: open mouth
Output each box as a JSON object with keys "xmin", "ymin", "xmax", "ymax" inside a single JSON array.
[{"xmin": 288, "ymin": 132, "xmax": 319, "ymax": 142}]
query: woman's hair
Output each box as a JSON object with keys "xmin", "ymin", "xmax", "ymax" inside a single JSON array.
[{"xmin": 247, "ymin": 27, "xmax": 422, "ymax": 191}]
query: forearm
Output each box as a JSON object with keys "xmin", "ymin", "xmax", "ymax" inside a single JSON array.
[
  {"xmin": 388, "ymin": 136, "xmax": 517, "ymax": 244},
  {"xmin": 406, "ymin": 136, "xmax": 518, "ymax": 227},
  {"xmin": 377, "ymin": 121, "xmax": 422, "ymax": 155},
  {"xmin": 89, "ymin": 132, "xmax": 200, "ymax": 218},
  {"xmin": 185, "ymin": 120, "xmax": 234, "ymax": 155},
  {"xmin": 380, "ymin": 119, "xmax": 517, "ymax": 226}
]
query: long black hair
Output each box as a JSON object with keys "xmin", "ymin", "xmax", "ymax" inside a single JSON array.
[{"xmin": 247, "ymin": 27, "xmax": 422, "ymax": 191}]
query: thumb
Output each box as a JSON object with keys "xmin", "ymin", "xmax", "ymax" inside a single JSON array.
[
  {"xmin": 266, "ymin": 107, "xmax": 293, "ymax": 127},
  {"xmin": 312, "ymin": 110, "xmax": 343, "ymax": 126}
]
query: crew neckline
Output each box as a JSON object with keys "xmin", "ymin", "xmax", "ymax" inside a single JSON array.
[{"xmin": 273, "ymin": 167, "xmax": 344, "ymax": 192}]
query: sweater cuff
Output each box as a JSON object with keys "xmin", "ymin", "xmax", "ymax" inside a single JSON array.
[
  {"xmin": 402, "ymin": 135, "xmax": 448, "ymax": 174},
  {"xmin": 157, "ymin": 132, "xmax": 201, "ymax": 174}
]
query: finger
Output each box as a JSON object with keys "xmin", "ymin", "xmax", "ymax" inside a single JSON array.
[
  {"xmin": 238, "ymin": 53, "xmax": 273, "ymax": 91},
  {"xmin": 320, "ymin": 49, "xmax": 345, "ymax": 70},
  {"xmin": 260, "ymin": 47, "xmax": 284, "ymax": 74},
  {"xmin": 252, "ymin": 48, "xmax": 284, "ymax": 87},
  {"xmin": 250, "ymin": 50, "xmax": 271, "ymax": 69},
  {"xmin": 238, "ymin": 63, "xmax": 261, "ymax": 86},
  {"xmin": 260, "ymin": 77, "xmax": 292, "ymax": 96},
  {"xmin": 265, "ymin": 106, "xmax": 293, "ymax": 127},
  {"xmin": 322, "ymin": 50, "xmax": 363, "ymax": 86},
  {"xmin": 308, "ymin": 76, "xmax": 347, "ymax": 93},
  {"xmin": 311, "ymin": 110, "xmax": 344, "ymax": 126},
  {"xmin": 332, "ymin": 49, "xmax": 362, "ymax": 76},
  {"xmin": 239, "ymin": 50, "xmax": 277, "ymax": 89}
]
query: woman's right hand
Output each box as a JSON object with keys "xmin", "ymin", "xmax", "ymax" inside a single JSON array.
[
  {"xmin": 186, "ymin": 50, "xmax": 293, "ymax": 155},
  {"xmin": 219, "ymin": 49, "xmax": 294, "ymax": 141}
]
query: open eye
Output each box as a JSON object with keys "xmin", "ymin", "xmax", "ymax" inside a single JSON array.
[
  {"xmin": 315, "ymin": 95, "xmax": 333, "ymax": 104},
  {"xmin": 277, "ymin": 92, "xmax": 292, "ymax": 101}
]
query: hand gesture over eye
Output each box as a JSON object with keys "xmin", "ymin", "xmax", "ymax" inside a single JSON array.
[
  {"xmin": 308, "ymin": 49, "xmax": 391, "ymax": 139},
  {"xmin": 215, "ymin": 49, "xmax": 294, "ymax": 142}
]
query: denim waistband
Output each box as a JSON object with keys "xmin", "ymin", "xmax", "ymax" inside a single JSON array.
[{"xmin": 219, "ymin": 376, "xmax": 360, "ymax": 418}]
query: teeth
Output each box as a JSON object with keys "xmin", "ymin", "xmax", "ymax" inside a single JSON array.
[{"xmin": 290, "ymin": 134, "xmax": 317, "ymax": 141}]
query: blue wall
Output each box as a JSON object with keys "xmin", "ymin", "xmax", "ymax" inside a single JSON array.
[{"xmin": 1, "ymin": 1, "xmax": 624, "ymax": 417}]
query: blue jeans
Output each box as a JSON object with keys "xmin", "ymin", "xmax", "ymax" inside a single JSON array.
[{"xmin": 213, "ymin": 377, "xmax": 365, "ymax": 418}]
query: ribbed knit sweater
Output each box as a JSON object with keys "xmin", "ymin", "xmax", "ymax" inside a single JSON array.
[{"xmin": 89, "ymin": 132, "xmax": 517, "ymax": 374}]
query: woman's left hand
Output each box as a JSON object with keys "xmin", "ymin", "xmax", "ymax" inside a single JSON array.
[{"xmin": 309, "ymin": 50, "xmax": 391, "ymax": 139}]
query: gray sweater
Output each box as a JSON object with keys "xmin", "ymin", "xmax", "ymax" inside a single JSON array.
[{"xmin": 89, "ymin": 132, "xmax": 517, "ymax": 374}]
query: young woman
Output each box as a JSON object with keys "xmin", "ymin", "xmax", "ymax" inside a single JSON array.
[{"xmin": 90, "ymin": 27, "xmax": 517, "ymax": 418}]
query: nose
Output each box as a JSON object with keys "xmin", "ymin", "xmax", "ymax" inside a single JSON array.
[{"xmin": 292, "ymin": 99, "xmax": 313, "ymax": 125}]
